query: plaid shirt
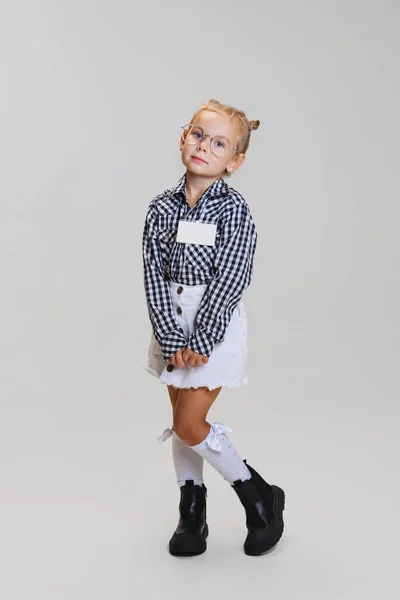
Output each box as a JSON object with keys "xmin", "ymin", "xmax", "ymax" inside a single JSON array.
[{"xmin": 142, "ymin": 174, "xmax": 257, "ymax": 361}]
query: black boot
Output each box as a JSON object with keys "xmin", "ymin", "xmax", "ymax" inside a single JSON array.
[
  {"xmin": 169, "ymin": 480, "xmax": 209, "ymax": 556},
  {"xmin": 232, "ymin": 460, "xmax": 285, "ymax": 556}
]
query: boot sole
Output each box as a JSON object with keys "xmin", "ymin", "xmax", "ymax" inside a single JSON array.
[
  {"xmin": 169, "ymin": 523, "xmax": 209, "ymax": 556},
  {"xmin": 244, "ymin": 486, "xmax": 285, "ymax": 556}
]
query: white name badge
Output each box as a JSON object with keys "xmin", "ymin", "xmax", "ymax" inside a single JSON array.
[{"xmin": 176, "ymin": 220, "xmax": 217, "ymax": 246}]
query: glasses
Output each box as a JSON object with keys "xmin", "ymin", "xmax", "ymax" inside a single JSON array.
[{"xmin": 181, "ymin": 124, "xmax": 238, "ymax": 157}]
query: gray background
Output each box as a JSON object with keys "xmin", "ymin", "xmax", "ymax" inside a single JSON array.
[{"xmin": 1, "ymin": 0, "xmax": 399, "ymax": 598}]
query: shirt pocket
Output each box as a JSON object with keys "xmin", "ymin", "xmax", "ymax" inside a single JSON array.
[{"xmin": 184, "ymin": 243, "xmax": 216, "ymax": 273}]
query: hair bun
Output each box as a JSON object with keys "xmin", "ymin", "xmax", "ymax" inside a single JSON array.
[{"xmin": 249, "ymin": 119, "xmax": 260, "ymax": 131}]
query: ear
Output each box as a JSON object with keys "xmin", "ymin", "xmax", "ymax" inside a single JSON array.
[{"xmin": 227, "ymin": 153, "xmax": 246, "ymax": 173}]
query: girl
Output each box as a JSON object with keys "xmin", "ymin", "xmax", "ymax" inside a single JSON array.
[{"xmin": 142, "ymin": 99, "xmax": 285, "ymax": 556}]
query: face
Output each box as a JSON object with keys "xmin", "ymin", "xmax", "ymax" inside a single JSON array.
[{"xmin": 179, "ymin": 110, "xmax": 246, "ymax": 178}]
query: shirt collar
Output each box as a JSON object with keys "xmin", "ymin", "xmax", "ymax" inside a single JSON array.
[{"xmin": 157, "ymin": 173, "xmax": 230, "ymax": 215}]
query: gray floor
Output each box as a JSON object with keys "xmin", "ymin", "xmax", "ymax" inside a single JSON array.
[{"xmin": 1, "ymin": 367, "xmax": 398, "ymax": 600}]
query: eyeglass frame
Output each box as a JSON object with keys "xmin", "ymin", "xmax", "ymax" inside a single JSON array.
[{"xmin": 180, "ymin": 123, "xmax": 239, "ymax": 156}]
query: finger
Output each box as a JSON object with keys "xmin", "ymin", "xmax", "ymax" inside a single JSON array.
[
  {"xmin": 193, "ymin": 355, "xmax": 208, "ymax": 367},
  {"xmin": 192, "ymin": 355, "xmax": 203, "ymax": 367},
  {"xmin": 175, "ymin": 350, "xmax": 186, "ymax": 369},
  {"xmin": 169, "ymin": 354, "xmax": 176, "ymax": 365},
  {"xmin": 183, "ymin": 348, "xmax": 193, "ymax": 361}
]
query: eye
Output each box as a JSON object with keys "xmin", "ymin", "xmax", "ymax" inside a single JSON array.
[
  {"xmin": 214, "ymin": 139, "xmax": 226, "ymax": 148},
  {"xmin": 191, "ymin": 127, "xmax": 203, "ymax": 139}
]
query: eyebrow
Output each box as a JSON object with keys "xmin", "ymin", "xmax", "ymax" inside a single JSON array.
[{"xmin": 193, "ymin": 123, "xmax": 235, "ymax": 138}]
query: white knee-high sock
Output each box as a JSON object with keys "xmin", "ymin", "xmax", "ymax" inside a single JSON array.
[
  {"xmin": 158, "ymin": 427, "xmax": 204, "ymax": 487},
  {"xmin": 189, "ymin": 422, "xmax": 251, "ymax": 485}
]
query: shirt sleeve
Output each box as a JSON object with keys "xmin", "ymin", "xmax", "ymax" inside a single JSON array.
[
  {"xmin": 186, "ymin": 202, "xmax": 257, "ymax": 357},
  {"xmin": 142, "ymin": 203, "xmax": 188, "ymax": 361}
]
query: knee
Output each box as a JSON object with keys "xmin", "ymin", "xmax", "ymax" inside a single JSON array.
[
  {"xmin": 173, "ymin": 421, "xmax": 202, "ymax": 446},
  {"xmin": 173, "ymin": 421, "xmax": 192, "ymax": 444}
]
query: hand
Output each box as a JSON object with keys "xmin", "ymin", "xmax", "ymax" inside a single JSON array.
[
  {"xmin": 168, "ymin": 347, "xmax": 209, "ymax": 368},
  {"xmin": 182, "ymin": 347, "xmax": 209, "ymax": 367},
  {"xmin": 167, "ymin": 347, "xmax": 187, "ymax": 369}
]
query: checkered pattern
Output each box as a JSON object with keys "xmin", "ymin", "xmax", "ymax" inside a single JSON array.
[{"xmin": 142, "ymin": 174, "xmax": 257, "ymax": 361}]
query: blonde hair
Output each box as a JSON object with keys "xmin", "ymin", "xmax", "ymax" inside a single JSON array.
[{"xmin": 188, "ymin": 98, "xmax": 260, "ymax": 178}]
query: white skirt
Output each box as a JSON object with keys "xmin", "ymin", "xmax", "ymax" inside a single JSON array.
[{"xmin": 143, "ymin": 281, "xmax": 249, "ymax": 390}]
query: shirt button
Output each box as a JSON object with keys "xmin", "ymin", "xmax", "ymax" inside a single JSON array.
[
  {"xmin": 177, "ymin": 306, "xmax": 182, "ymax": 315},
  {"xmin": 177, "ymin": 286, "xmax": 183, "ymax": 294},
  {"xmin": 167, "ymin": 364, "xmax": 174, "ymax": 372}
]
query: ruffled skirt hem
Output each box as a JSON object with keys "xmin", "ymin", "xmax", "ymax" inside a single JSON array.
[{"xmin": 143, "ymin": 364, "xmax": 248, "ymax": 390}]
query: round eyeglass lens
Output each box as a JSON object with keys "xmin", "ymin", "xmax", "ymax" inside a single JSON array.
[{"xmin": 181, "ymin": 124, "xmax": 233, "ymax": 156}]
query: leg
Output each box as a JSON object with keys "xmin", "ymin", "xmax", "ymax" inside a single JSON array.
[
  {"xmin": 173, "ymin": 386, "xmax": 252, "ymax": 484},
  {"xmin": 167, "ymin": 384, "xmax": 179, "ymax": 412},
  {"xmin": 166, "ymin": 385, "xmax": 213, "ymax": 557},
  {"xmin": 174, "ymin": 387, "xmax": 285, "ymax": 556},
  {"xmin": 167, "ymin": 385, "xmax": 205, "ymax": 487},
  {"xmin": 173, "ymin": 385, "xmax": 223, "ymax": 446}
]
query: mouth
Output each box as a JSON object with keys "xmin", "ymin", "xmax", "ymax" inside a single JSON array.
[{"xmin": 191, "ymin": 155, "xmax": 207, "ymax": 164}]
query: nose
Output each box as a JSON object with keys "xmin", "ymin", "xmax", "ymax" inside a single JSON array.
[{"xmin": 197, "ymin": 135, "xmax": 210, "ymax": 152}]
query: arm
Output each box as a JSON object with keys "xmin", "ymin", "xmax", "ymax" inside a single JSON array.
[
  {"xmin": 186, "ymin": 202, "xmax": 257, "ymax": 357},
  {"xmin": 142, "ymin": 203, "xmax": 188, "ymax": 361}
]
